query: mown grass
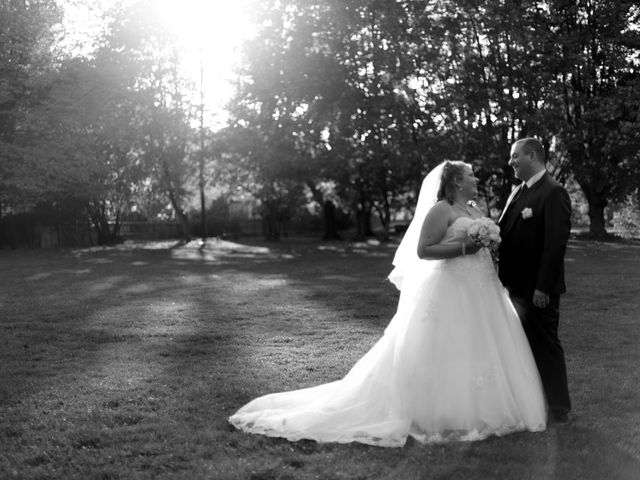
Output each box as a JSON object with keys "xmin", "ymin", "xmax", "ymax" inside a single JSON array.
[{"xmin": 0, "ymin": 236, "xmax": 639, "ymax": 480}]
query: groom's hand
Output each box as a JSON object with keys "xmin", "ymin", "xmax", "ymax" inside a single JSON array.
[{"xmin": 532, "ymin": 289, "xmax": 550, "ymax": 308}]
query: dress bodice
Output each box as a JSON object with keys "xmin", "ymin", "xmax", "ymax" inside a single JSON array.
[
  {"xmin": 442, "ymin": 216, "xmax": 475, "ymax": 243},
  {"xmin": 440, "ymin": 216, "xmax": 495, "ymax": 276}
]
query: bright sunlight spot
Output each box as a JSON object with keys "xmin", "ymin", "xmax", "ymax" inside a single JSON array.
[
  {"xmin": 150, "ymin": 0, "xmax": 254, "ymax": 119},
  {"xmin": 63, "ymin": 0, "xmax": 255, "ymax": 127}
]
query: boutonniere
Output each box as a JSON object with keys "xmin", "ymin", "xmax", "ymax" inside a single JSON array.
[{"xmin": 521, "ymin": 207, "xmax": 533, "ymax": 220}]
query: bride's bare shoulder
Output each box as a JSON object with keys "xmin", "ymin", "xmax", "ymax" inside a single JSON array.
[
  {"xmin": 423, "ymin": 200, "xmax": 455, "ymax": 226},
  {"xmin": 429, "ymin": 200, "xmax": 454, "ymax": 213},
  {"xmin": 423, "ymin": 200, "xmax": 455, "ymax": 231}
]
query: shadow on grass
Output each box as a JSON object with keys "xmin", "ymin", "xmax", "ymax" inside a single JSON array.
[{"xmin": 0, "ymin": 237, "xmax": 639, "ymax": 479}]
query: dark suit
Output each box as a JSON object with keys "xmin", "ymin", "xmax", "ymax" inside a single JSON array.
[{"xmin": 498, "ymin": 172, "xmax": 572, "ymax": 418}]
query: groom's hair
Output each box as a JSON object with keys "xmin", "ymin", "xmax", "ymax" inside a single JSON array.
[{"xmin": 517, "ymin": 138, "xmax": 546, "ymax": 163}]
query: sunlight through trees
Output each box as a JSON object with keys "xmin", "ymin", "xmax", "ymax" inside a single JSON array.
[{"xmin": 1, "ymin": 0, "xmax": 639, "ymax": 247}]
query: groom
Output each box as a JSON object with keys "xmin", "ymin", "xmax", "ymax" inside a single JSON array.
[{"xmin": 498, "ymin": 137, "xmax": 573, "ymax": 424}]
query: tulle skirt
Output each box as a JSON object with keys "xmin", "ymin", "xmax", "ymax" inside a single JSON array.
[{"xmin": 229, "ymin": 251, "xmax": 546, "ymax": 447}]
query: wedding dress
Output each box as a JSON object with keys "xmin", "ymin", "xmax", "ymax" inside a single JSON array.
[{"xmin": 229, "ymin": 165, "xmax": 546, "ymax": 447}]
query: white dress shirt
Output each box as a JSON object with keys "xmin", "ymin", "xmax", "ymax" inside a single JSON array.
[{"xmin": 526, "ymin": 169, "xmax": 546, "ymax": 188}]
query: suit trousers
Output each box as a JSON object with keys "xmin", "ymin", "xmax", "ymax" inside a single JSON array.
[{"xmin": 509, "ymin": 293, "xmax": 572, "ymax": 418}]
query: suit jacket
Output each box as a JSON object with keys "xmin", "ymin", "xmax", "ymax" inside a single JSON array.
[{"xmin": 498, "ymin": 172, "xmax": 571, "ymax": 299}]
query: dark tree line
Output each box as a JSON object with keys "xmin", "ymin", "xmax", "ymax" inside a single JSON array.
[
  {"xmin": 1, "ymin": 0, "xmax": 639, "ymax": 246},
  {"xmin": 1, "ymin": 0, "xmax": 206, "ymax": 245},
  {"xmin": 222, "ymin": 0, "xmax": 640, "ymax": 239}
]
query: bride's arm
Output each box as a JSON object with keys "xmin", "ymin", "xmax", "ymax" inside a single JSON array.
[{"xmin": 417, "ymin": 203, "xmax": 480, "ymax": 260}]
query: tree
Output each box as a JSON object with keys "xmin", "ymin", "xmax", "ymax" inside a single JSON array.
[
  {"xmin": 545, "ymin": 0, "xmax": 640, "ymax": 238},
  {"xmin": 224, "ymin": 0, "xmax": 347, "ymax": 240},
  {"xmin": 36, "ymin": 56, "xmax": 151, "ymax": 244},
  {"xmin": 219, "ymin": 118, "xmax": 308, "ymax": 241},
  {"xmin": 407, "ymin": 1, "xmax": 558, "ymax": 214},
  {"xmin": 409, "ymin": 0, "xmax": 640, "ymax": 235},
  {"xmin": 96, "ymin": 0, "xmax": 200, "ymax": 242},
  {"xmin": 227, "ymin": 0, "xmax": 444, "ymax": 240},
  {"xmin": 0, "ymin": 0, "xmax": 62, "ymax": 213}
]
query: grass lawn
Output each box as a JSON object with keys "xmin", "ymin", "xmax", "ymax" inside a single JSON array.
[{"xmin": 1, "ymin": 235, "xmax": 639, "ymax": 480}]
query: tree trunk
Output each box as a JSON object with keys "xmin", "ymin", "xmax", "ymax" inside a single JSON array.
[
  {"xmin": 167, "ymin": 189, "xmax": 191, "ymax": 243},
  {"xmin": 306, "ymin": 182, "xmax": 341, "ymax": 241},
  {"xmin": 353, "ymin": 182, "xmax": 374, "ymax": 240},
  {"xmin": 262, "ymin": 200, "xmax": 280, "ymax": 241},
  {"xmin": 322, "ymin": 200, "xmax": 341, "ymax": 240},
  {"xmin": 587, "ymin": 204, "xmax": 607, "ymax": 239},
  {"xmin": 354, "ymin": 205, "xmax": 365, "ymax": 241},
  {"xmin": 354, "ymin": 205, "xmax": 374, "ymax": 240},
  {"xmin": 374, "ymin": 199, "xmax": 391, "ymax": 242},
  {"xmin": 112, "ymin": 209, "xmax": 122, "ymax": 241},
  {"xmin": 363, "ymin": 204, "xmax": 374, "ymax": 237},
  {"xmin": 579, "ymin": 182, "xmax": 608, "ymax": 239},
  {"xmin": 88, "ymin": 201, "xmax": 118, "ymax": 245},
  {"xmin": 160, "ymin": 156, "xmax": 191, "ymax": 243},
  {"xmin": 262, "ymin": 214, "xmax": 280, "ymax": 241},
  {"xmin": 0, "ymin": 199, "xmax": 3, "ymax": 249}
]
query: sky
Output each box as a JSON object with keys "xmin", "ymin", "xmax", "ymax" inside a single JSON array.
[{"xmin": 61, "ymin": 0, "xmax": 256, "ymax": 128}]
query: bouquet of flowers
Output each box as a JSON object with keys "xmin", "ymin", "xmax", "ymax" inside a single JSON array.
[{"xmin": 467, "ymin": 217, "xmax": 501, "ymax": 265}]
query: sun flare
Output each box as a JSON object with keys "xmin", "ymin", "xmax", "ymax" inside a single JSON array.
[
  {"xmin": 63, "ymin": 0, "xmax": 254, "ymax": 125},
  {"xmin": 149, "ymin": 0, "xmax": 254, "ymax": 120}
]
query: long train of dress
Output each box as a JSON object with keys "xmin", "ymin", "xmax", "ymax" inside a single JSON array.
[{"xmin": 228, "ymin": 217, "xmax": 546, "ymax": 447}]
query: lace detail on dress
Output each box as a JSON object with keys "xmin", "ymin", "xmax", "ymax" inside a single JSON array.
[
  {"xmin": 230, "ymin": 418, "xmax": 408, "ymax": 448},
  {"xmin": 442, "ymin": 216, "xmax": 475, "ymax": 242},
  {"xmin": 441, "ymin": 217, "xmax": 497, "ymax": 280},
  {"xmin": 230, "ymin": 416, "xmax": 544, "ymax": 447},
  {"xmin": 409, "ymin": 421, "xmax": 543, "ymax": 445},
  {"xmin": 472, "ymin": 363, "xmax": 499, "ymax": 390}
]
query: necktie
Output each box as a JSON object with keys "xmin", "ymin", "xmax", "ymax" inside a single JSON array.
[
  {"xmin": 502, "ymin": 183, "xmax": 527, "ymax": 223},
  {"xmin": 514, "ymin": 183, "xmax": 528, "ymax": 203}
]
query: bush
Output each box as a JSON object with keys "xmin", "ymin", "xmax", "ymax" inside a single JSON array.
[{"xmin": 611, "ymin": 195, "xmax": 640, "ymax": 239}]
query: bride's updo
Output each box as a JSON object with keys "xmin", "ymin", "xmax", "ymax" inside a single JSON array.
[{"xmin": 437, "ymin": 161, "xmax": 469, "ymax": 203}]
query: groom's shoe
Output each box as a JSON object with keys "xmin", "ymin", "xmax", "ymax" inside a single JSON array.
[{"xmin": 549, "ymin": 412, "xmax": 576, "ymax": 426}]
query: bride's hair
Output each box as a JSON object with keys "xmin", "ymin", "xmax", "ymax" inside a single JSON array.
[{"xmin": 437, "ymin": 161, "xmax": 469, "ymax": 203}]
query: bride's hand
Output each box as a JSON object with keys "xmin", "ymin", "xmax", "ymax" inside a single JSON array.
[
  {"xmin": 440, "ymin": 236, "xmax": 480, "ymax": 256},
  {"xmin": 462, "ymin": 237, "xmax": 481, "ymax": 255}
]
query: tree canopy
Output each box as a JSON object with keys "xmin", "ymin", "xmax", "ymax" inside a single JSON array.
[{"xmin": 1, "ymin": 0, "xmax": 639, "ymax": 246}]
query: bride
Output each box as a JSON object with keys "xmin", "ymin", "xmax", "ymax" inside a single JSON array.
[{"xmin": 228, "ymin": 161, "xmax": 546, "ymax": 447}]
